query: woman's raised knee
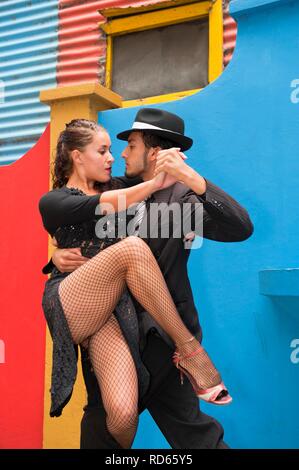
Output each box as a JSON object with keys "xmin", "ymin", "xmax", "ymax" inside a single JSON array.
[
  {"xmin": 124, "ymin": 236, "xmax": 151, "ymax": 253},
  {"xmin": 112, "ymin": 237, "xmax": 154, "ymax": 272},
  {"xmin": 123, "ymin": 235, "xmax": 145, "ymax": 247}
]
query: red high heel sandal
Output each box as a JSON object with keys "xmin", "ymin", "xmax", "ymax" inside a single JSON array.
[{"xmin": 173, "ymin": 347, "xmax": 233, "ymax": 406}]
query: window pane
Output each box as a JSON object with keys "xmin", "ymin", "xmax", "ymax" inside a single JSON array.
[{"xmin": 112, "ymin": 18, "xmax": 208, "ymax": 100}]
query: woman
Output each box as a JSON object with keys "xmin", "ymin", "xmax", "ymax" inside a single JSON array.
[{"xmin": 39, "ymin": 119, "xmax": 232, "ymax": 449}]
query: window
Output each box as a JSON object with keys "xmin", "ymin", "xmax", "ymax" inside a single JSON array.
[{"xmin": 101, "ymin": 0, "xmax": 223, "ymax": 106}]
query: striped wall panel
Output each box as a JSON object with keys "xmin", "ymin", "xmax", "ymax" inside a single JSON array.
[
  {"xmin": 57, "ymin": 0, "xmax": 105, "ymax": 86},
  {"xmin": 0, "ymin": 0, "xmax": 59, "ymax": 165},
  {"xmin": 0, "ymin": 0, "xmax": 237, "ymax": 166},
  {"xmin": 223, "ymin": 0, "xmax": 237, "ymax": 67},
  {"xmin": 56, "ymin": 0, "xmax": 171, "ymax": 88}
]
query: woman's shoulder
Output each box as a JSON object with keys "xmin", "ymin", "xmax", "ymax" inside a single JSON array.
[
  {"xmin": 39, "ymin": 187, "xmax": 64, "ymax": 208},
  {"xmin": 39, "ymin": 186, "xmax": 84, "ymax": 206},
  {"xmin": 39, "ymin": 187, "xmax": 79, "ymax": 218}
]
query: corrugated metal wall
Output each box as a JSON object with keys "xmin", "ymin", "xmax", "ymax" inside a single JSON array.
[
  {"xmin": 223, "ymin": 0, "xmax": 237, "ymax": 67},
  {"xmin": 57, "ymin": 0, "xmax": 104, "ymax": 86},
  {"xmin": 56, "ymin": 0, "xmax": 173, "ymax": 88},
  {"xmin": 57, "ymin": 0, "xmax": 238, "ymax": 87},
  {"xmin": 0, "ymin": 0, "xmax": 59, "ymax": 165},
  {"xmin": 0, "ymin": 0, "xmax": 237, "ymax": 165}
]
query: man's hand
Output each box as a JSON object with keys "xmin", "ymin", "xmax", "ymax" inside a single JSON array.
[
  {"xmin": 154, "ymin": 147, "xmax": 188, "ymax": 180},
  {"xmin": 154, "ymin": 147, "xmax": 207, "ymax": 196},
  {"xmin": 52, "ymin": 247, "xmax": 89, "ymax": 273}
]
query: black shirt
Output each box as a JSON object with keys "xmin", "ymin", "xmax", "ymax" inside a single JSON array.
[{"xmin": 39, "ymin": 187, "xmax": 101, "ymax": 237}]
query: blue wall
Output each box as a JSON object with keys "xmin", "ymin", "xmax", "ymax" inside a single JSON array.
[{"xmin": 99, "ymin": 0, "xmax": 299, "ymax": 449}]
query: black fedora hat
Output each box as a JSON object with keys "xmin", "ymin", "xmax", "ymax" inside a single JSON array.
[{"xmin": 117, "ymin": 108, "xmax": 193, "ymax": 151}]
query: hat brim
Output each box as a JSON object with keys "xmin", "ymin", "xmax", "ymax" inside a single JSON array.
[{"xmin": 117, "ymin": 128, "xmax": 193, "ymax": 151}]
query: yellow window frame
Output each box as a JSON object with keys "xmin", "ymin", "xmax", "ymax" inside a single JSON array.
[{"xmin": 100, "ymin": 0, "xmax": 223, "ymax": 108}]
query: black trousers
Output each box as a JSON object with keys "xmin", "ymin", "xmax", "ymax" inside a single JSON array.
[{"xmin": 80, "ymin": 333, "xmax": 228, "ymax": 449}]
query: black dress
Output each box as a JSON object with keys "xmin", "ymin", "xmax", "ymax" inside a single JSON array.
[{"xmin": 39, "ymin": 186, "xmax": 150, "ymax": 417}]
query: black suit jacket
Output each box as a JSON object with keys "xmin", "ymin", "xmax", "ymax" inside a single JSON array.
[{"xmin": 115, "ymin": 177, "xmax": 254, "ymax": 347}]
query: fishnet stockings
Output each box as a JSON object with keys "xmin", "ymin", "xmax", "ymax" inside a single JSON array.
[
  {"xmin": 88, "ymin": 315, "xmax": 138, "ymax": 448},
  {"xmin": 59, "ymin": 236, "xmax": 221, "ymax": 447}
]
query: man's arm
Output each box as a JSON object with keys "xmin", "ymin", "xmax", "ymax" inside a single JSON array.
[
  {"xmin": 180, "ymin": 178, "xmax": 254, "ymax": 242},
  {"xmin": 155, "ymin": 148, "xmax": 253, "ymax": 242}
]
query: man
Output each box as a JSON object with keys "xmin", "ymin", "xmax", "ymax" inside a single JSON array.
[{"xmin": 45, "ymin": 108, "xmax": 253, "ymax": 448}]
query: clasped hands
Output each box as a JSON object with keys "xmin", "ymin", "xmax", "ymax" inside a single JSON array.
[{"xmin": 153, "ymin": 147, "xmax": 188, "ymax": 190}]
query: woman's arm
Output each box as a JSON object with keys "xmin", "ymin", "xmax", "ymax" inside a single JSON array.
[
  {"xmin": 100, "ymin": 174, "xmax": 165, "ymax": 214},
  {"xmin": 101, "ymin": 156, "xmax": 182, "ymax": 214},
  {"xmin": 39, "ymin": 173, "xmax": 167, "ymax": 234}
]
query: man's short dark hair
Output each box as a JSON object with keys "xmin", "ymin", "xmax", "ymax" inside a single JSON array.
[{"xmin": 140, "ymin": 130, "xmax": 176, "ymax": 150}]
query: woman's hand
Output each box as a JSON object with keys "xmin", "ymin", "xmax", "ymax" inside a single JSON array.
[{"xmin": 151, "ymin": 171, "xmax": 178, "ymax": 191}]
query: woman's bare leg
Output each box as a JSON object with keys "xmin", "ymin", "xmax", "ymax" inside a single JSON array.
[{"xmin": 88, "ymin": 315, "xmax": 138, "ymax": 448}]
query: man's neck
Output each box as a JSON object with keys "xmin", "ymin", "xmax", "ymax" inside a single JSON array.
[{"xmin": 141, "ymin": 169, "xmax": 154, "ymax": 182}]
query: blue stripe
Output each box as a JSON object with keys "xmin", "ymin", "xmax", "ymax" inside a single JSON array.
[{"xmin": 0, "ymin": 0, "xmax": 58, "ymax": 165}]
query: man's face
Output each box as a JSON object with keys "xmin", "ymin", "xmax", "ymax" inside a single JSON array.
[{"xmin": 121, "ymin": 131, "xmax": 150, "ymax": 178}]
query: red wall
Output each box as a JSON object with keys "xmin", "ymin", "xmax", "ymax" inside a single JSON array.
[{"xmin": 0, "ymin": 127, "xmax": 50, "ymax": 448}]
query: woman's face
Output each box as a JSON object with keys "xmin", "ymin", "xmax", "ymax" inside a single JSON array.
[{"xmin": 78, "ymin": 130, "xmax": 114, "ymax": 183}]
